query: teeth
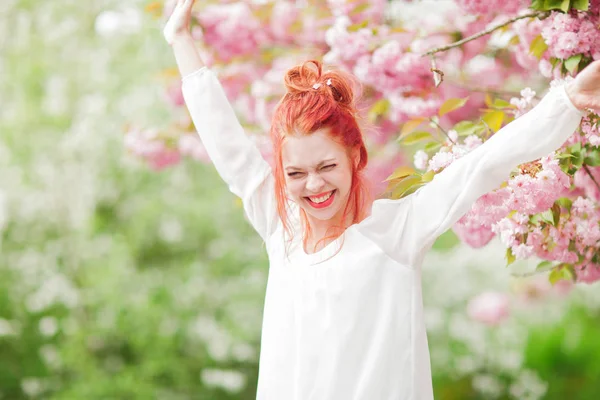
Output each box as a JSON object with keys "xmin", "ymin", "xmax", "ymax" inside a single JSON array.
[{"xmin": 309, "ymin": 191, "xmax": 333, "ymax": 204}]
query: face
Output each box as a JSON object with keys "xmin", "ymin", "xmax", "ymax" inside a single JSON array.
[{"xmin": 282, "ymin": 129, "xmax": 356, "ymax": 225}]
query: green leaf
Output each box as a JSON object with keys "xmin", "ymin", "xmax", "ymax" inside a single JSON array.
[
  {"xmin": 555, "ymin": 153, "xmax": 576, "ymax": 159},
  {"xmin": 540, "ymin": 209, "xmax": 556, "ymax": 226},
  {"xmin": 549, "ymin": 264, "xmax": 575, "ymax": 285},
  {"xmin": 400, "ymin": 117, "xmax": 426, "ymax": 137},
  {"xmin": 531, "ymin": 0, "xmax": 580, "ymax": 11},
  {"xmin": 385, "ymin": 166, "xmax": 416, "ymax": 181},
  {"xmin": 536, "ymin": 261, "xmax": 554, "ymax": 271},
  {"xmin": 530, "ymin": 0, "xmax": 545, "ymax": 10},
  {"xmin": 390, "ymin": 175, "xmax": 423, "ymax": 199},
  {"xmin": 452, "ymin": 120, "xmax": 485, "ymax": 137},
  {"xmin": 529, "ymin": 34, "xmax": 548, "ymax": 59},
  {"xmin": 484, "ymin": 93, "xmax": 493, "ymax": 107},
  {"xmin": 548, "ymin": 267, "xmax": 562, "ymax": 285},
  {"xmin": 432, "ymin": 229, "xmax": 460, "ymax": 252},
  {"xmin": 347, "ymin": 20, "xmax": 368, "ymax": 32},
  {"xmin": 569, "ymin": 142, "xmax": 582, "ymax": 153},
  {"xmin": 368, "ymin": 99, "xmax": 390, "ymax": 122},
  {"xmin": 400, "ymin": 182, "xmax": 425, "ymax": 197},
  {"xmin": 556, "ymin": 197, "xmax": 573, "ymax": 211},
  {"xmin": 571, "ymin": 150, "xmax": 584, "ymax": 168},
  {"xmin": 350, "ymin": 2, "xmax": 370, "ymax": 15},
  {"xmin": 506, "ymin": 247, "xmax": 516, "ymax": 266},
  {"xmin": 421, "ymin": 170, "xmax": 435, "ymax": 182},
  {"xmin": 399, "ymin": 130, "xmax": 433, "ymax": 145},
  {"xmin": 571, "ymin": 0, "xmax": 589, "ymax": 10},
  {"xmin": 424, "ymin": 142, "xmax": 442, "ymax": 153},
  {"xmin": 551, "ymin": 202, "xmax": 561, "ymax": 226},
  {"xmin": 584, "ymin": 148, "xmax": 600, "ymax": 166},
  {"xmin": 482, "ymin": 110, "xmax": 505, "ymax": 133},
  {"xmin": 439, "ymin": 97, "xmax": 469, "ymax": 117},
  {"xmin": 565, "ymin": 54, "xmax": 583, "ymax": 73},
  {"xmin": 493, "ymin": 98, "xmax": 516, "ymax": 109},
  {"xmin": 559, "ymin": 0, "xmax": 571, "ymax": 12}
]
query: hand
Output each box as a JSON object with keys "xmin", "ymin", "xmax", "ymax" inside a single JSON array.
[
  {"xmin": 163, "ymin": 0, "xmax": 196, "ymax": 46},
  {"xmin": 565, "ymin": 60, "xmax": 600, "ymax": 112}
]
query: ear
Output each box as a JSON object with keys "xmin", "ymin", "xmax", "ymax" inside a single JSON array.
[{"xmin": 351, "ymin": 146, "xmax": 361, "ymax": 169}]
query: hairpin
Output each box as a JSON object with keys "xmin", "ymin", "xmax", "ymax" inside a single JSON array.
[
  {"xmin": 326, "ymin": 79, "xmax": 332, "ymax": 86},
  {"xmin": 312, "ymin": 83, "xmax": 322, "ymax": 90}
]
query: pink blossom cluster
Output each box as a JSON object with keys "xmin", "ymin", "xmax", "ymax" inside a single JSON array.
[
  {"xmin": 197, "ymin": 3, "xmax": 268, "ymax": 62},
  {"xmin": 125, "ymin": 127, "xmax": 211, "ymax": 170},
  {"xmin": 327, "ymin": 0, "xmax": 386, "ymax": 24},
  {"xmin": 540, "ymin": 11, "xmax": 600, "ymax": 61},
  {"xmin": 466, "ymin": 291, "xmax": 510, "ymax": 326},
  {"xmin": 124, "ymin": 127, "xmax": 181, "ymax": 170},
  {"xmin": 324, "ymin": 16, "xmax": 376, "ymax": 67},
  {"xmin": 217, "ymin": 62, "xmax": 267, "ymax": 103},
  {"xmin": 573, "ymin": 166, "xmax": 600, "ymax": 201},
  {"xmin": 508, "ymin": 156, "xmax": 571, "ymax": 213},
  {"xmin": 387, "ymin": 94, "xmax": 441, "ymax": 123},
  {"xmin": 451, "ymin": 154, "xmax": 572, "ymax": 254},
  {"xmin": 489, "ymin": 193, "xmax": 600, "ymax": 283},
  {"xmin": 510, "ymin": 87, "xmax": 537, "ymax": 118},
  {"xmin": 551, "ymin": 197, "xmax": 600, "ymax": 283},
  {"xmin": 511, "ymin": 17, "xmax": 544, "ymax": 72},
  {"xmin": 456, "ymin": 0, "xmax": 527, "ymax": 17},
  {"xmin": 354, "ymin": 42, "xmax": 433, "ymax": 96},
  {"xmin": 426, "ymin": 133, "xmax": 483, "ymax": 173},
  {"xmin": 248, "ymin": 56, "xmax": 309, "ymax": 131},
  {"xmin": 164, "ymin": 80, "xmax": 185, "ymax": 108},
  {"xmin": 580, "ymin": 116, "xmax": 600, "ymax": 147},
  {"xmin": 269, "ymin": 1, "xmax": 300, "ymax": 43}
]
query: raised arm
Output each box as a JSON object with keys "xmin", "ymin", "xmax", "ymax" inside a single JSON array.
[
  {"xmin": 358, "ymin": 61, "xmax": 600, "ymax": 267},
  {"xmin": 164, "ymin": 0, "xmax": 205, "ymax": 76},
  {"xmin": 403, "ymin": 83, "xmax": 584, "ymax": 261},
  {"xmin": 403, "ymin": 62, "xmax": 600, "ymax": 263},
  {"xmin": 164, "ymin": 0, "xmax": 279, "ymax": 242}
]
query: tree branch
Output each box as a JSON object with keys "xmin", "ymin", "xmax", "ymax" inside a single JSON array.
[
  {"xmin": 583, "ymin": 164, "xmax": 600, "ymax": 193},
  {"xmin": 422, "ymin": 11, "xmax": 549, "ymax": 57},
  {"xmin": 429, "ymin": 117, "xmax": 456, "ymax": 145}
]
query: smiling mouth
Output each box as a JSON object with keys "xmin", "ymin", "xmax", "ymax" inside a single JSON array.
[{"xmin": 305, "ymin": 190, "xmax": 336, "ymax": 208}]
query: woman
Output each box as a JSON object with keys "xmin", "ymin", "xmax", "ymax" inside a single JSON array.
[{"xmin": 164, "ymin": 1, "xmax": 600, "ymax": 398}]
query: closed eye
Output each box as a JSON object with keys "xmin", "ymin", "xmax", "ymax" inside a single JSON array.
[{"xmin": 286, "ymin": 164, "xmax": 336, "ymax": 178}]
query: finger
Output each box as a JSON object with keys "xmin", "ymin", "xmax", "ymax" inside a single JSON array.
[{"xmin": 184, "ymin": 0, "xmax": 195, "ymax": 9}]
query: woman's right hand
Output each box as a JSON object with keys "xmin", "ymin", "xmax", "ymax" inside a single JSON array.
[{"xmin": 163, "ymin": 0, "xmax": 196, "ymax": 45}]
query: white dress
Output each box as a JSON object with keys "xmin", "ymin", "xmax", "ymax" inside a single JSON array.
[{"xmin": 181, "ymin": 67, "xmax": 583, "ymax": 399}]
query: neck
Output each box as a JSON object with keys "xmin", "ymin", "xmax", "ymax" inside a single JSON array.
[{"xmin": 305, "ymin": 205, "xmax": 354, "ymax": 243}]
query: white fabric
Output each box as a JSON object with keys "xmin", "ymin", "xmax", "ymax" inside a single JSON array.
[{"xmin": 181, "ymin": 67, "xmax": 584, "ymax": 399}]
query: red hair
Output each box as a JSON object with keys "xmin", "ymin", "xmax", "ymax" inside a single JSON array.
[{"xmin": 269, "ymin": 60, "xmax": 373, "ymax": 257}]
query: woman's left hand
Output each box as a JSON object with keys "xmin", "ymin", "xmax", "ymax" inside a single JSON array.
[{"xmin": 566, "ymin": 59, "xmax": 600, "ymax": 112}]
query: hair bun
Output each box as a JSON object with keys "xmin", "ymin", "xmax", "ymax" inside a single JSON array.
[{"xmin": 283, "ymin": 60, "xmax": 359, "ymax": 110}]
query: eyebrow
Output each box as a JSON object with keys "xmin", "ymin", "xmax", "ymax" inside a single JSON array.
[{"xmin": 285, "ymin": 158, "xmax": 336, "ymax": 171}]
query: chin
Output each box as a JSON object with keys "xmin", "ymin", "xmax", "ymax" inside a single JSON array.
[{"xmin": 304, "ymin": 207, "xmax": 340, "ymax": 221}]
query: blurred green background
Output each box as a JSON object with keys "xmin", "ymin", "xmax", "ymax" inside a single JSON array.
[{"xmin": 1, "ymin": 1, "xmax": 599, "ymax": 399}]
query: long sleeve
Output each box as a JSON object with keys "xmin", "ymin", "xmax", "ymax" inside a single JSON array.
[
  {"xmin": 357, "ymin": 84, "xmax": 585, "ymax": 267},
  {"xmin": 181, "ymin": 67, "xmax": 279, "ymax": 243}
]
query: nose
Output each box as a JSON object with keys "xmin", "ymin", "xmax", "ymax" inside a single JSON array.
[{"xmin": 305, "ymin": 173, "xmax": 325, "ymax": 193}]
